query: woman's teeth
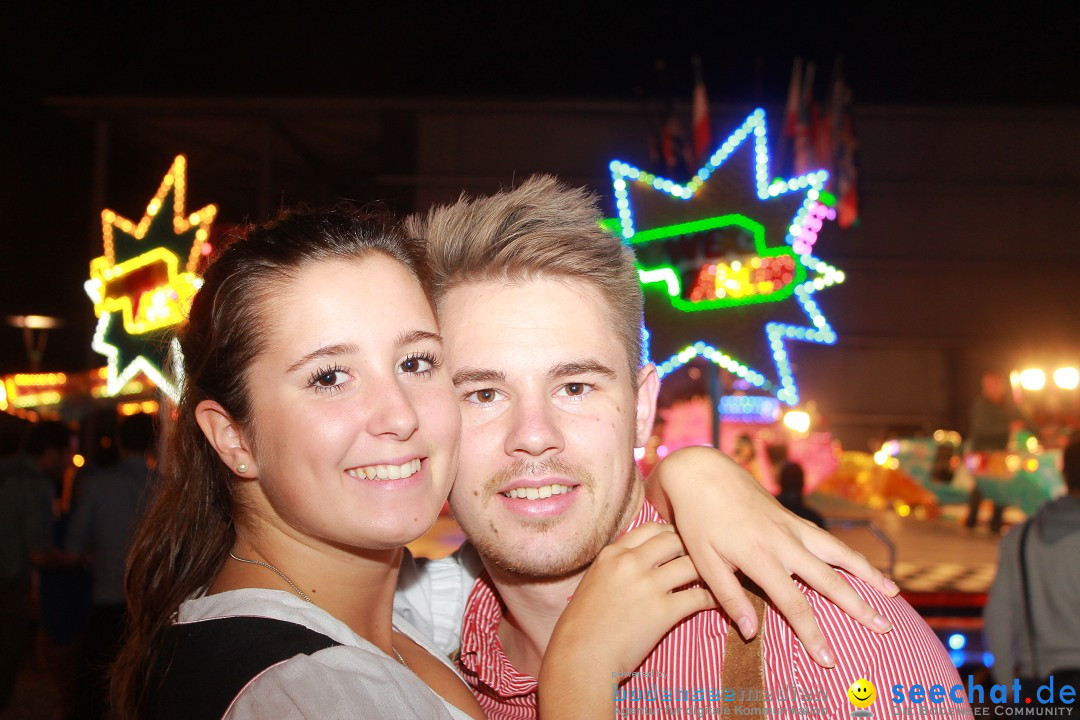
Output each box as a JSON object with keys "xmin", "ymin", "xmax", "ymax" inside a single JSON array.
[
  {"xmin": 346, "ymin": 458, "xmax": 421, "ymax": 480},
  {"xmin": 502, "ymin": 484, "xmax": 573, "ymax": 500}
]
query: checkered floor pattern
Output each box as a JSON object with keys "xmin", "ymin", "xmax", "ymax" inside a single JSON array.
[{"xmin": 892, "ymin": 561, "xmax": 997, "ymax": 594}]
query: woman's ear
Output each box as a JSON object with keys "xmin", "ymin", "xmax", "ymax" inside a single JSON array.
[{"xmin": 195, "ymin": 399, "xmax": 257, "ymax": 477}]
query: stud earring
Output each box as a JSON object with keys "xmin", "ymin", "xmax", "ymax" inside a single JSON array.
[{"xmin": 236, "ymin": 463, "xmax": 248, "ymax": 474}]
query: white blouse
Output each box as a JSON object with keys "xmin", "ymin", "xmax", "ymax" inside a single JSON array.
[{"xmin": 175, "ymin": 587, "xmax": 476, "ymax": 719}]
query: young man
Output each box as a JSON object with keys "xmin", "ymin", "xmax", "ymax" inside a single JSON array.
[
  {"xmin": 398, "ymin": 176, "xmax": 967, "ymax": 717},
  {"xmin": 985, "ymin": 438, "xmax": 1080, "ymax": 687},
  {"xmin": 0, "ymin": 421, "xmax": 74, "ymax": 710}
]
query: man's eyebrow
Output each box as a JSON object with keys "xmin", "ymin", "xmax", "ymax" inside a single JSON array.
[
  {"xmin": 286, "ymin": 343, "xmax": 360, "ymax": 373},
  {"xmin": 548, "ymin": 360, "xmax": 617, "ymax": 380},
  {"xmin": 398, "ymin": 329, "xmax": 443, "ymax": 347},
  {"xmin": 452, "ymin": 368, "xmax": 506, "ymax": 387}
]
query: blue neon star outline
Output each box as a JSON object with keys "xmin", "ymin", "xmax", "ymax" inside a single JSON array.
[{"xmin": 609, "ymin": 108, "xmax": 845, "ymax": 406}]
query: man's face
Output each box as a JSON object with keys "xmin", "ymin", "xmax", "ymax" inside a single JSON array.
[
  {"xmin": 37, "ymin": 436, "xmax": 76, "ymax": 480},
  {"xmin": 982, "ymin": 373, "xmax": 1005, "ymax": 402},
  {"xmin": 440, "ymin": 278, "xmax": 657, "ymax": 579}
]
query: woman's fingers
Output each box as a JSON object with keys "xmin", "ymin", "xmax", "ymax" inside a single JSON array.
[
  {"xmin": 631, "ymin": 527, "xmax": 689, "ymax": 567},
  {"xmin": 801, "ymin": 526, "xmax": 900, "ymax": 597},
  {"xmin": 652, "ymin": 555, "xmax": 701, "ymax": 590},
  {"xmin": 663, "ymin": 587, "xmax": 720, "ymax": 627},
  {"xmin": 679, "ymin": 544, "xmax": 759, "ymax": 639},
  {"xmin": 612, "ymin": 521, "xmax": 675, "ymax": 550},
  {"xmin": 742, "ymin": 555, "xmax": 836, "ymax": 668},
  {"xmin": 783, "ymin": 547, "xmax": 894, "ymax": 635}
]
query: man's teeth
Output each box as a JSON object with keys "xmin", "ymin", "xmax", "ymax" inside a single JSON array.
[
  {"xmin": 346, "ymin": 458, "xmax": 422, "ymax": 480},
  {"xmin": 502, "ymin": 484, "xmax": 573, "ymax": 500}
]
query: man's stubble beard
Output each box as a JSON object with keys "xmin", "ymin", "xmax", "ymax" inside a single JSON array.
[{"xmin": 456, "ymin": 455, "xmax": 640, "ymax": 581}]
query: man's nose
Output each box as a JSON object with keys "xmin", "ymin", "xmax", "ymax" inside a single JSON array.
[{"xmin": 504, "ymin": 395, "xmax": 563, "ymax": 458}]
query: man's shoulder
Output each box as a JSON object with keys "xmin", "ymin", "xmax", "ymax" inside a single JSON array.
[
  {"xmin": 0, "ymin": 455, "xmax": 39, "ymax": 481},
  {"xmin": 796, "ymin": 570, "xmax": 934, "ymax": 644},
  {"xmin": 785, "ymin": 571, "xmax": 961, "ymax": 686}
]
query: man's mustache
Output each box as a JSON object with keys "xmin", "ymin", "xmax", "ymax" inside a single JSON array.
[{"xmin": 482, "ymin": 456, "xmax": 594, "ymax": 498}]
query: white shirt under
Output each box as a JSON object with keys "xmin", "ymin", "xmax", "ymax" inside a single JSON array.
[
  {"xmin": 393, "ymin": 545, "xmax": 483, "ymax": 657},
  {"xmin": 176, "ymin": 587, "xmax": 475, "ymax": 719}
]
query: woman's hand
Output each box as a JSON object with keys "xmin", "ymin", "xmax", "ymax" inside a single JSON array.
[
  {"xmin": 538, "ymin": 523, "xmax": 717, "ymax": 720},
  {"xmin": 647, "ymin": 445, "xmax": 900, "ymax": 669}
]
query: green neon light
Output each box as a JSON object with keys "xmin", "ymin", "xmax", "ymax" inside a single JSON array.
[
  {"xmin": 626, "ymin": 213, "xmax": 761, "ymax": 246},
  {"xmin": 625, "ymin": 213, "xmax": 805, "ymax": 311},
  {"xmin": 638, "ymin": 257, "xmax": 805, "ymax": 311},
  {"xmin": 817, "ymin": 191, "xmax": 837, "ymax": 207},
  {"xmin": 598, "ymin": 217, "xmax": 622, "ymax": 234}
]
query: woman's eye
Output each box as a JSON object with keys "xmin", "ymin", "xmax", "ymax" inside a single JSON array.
[
  {"xmin": 308, "ymin": 366, "xmax": 349, "ymax": 392},
  {"xmin": 399, "ymin": 353, "xmax": 437, "ymax": 374},
  {"xmin": 315, "ymin": 371, "xmax": 345, "ymax": 387}
]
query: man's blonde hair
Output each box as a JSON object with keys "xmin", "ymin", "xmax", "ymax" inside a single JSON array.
[{"xmin": 406, "ymin": 175, "xmax": 644, "ymax": 376}]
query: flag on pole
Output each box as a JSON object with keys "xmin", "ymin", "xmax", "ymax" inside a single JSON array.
[
  {"xmin": 835, "ymin": 82, "xmax": 860, "ymax": 228},
  {"xmin": 660, "ymin": 114, "xmax": 695, "ymax": 177},
  {"xmin": 691, "ymin": 55, "xmax": 711, "ymax": 166},
  {"xmin": 778, "ymin": 57, "xmax": 803, "ymax": 177},
  {"xmin": 793, "ymin": 61, "xmax": 816, "ymax": 175}
]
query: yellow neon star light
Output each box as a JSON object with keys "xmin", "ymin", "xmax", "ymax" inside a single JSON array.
[{"xmin": 84, "ymin": 155, "xmax": 215, "ymax": 401}]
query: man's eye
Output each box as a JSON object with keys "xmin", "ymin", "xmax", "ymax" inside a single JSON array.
[
  {"xmin": 558, "ymin": 382, "xmax": 592, "ymax": 399},
  {"xmin": 465, "ymin": 388, "xmax": 500, "ymax": 405}
]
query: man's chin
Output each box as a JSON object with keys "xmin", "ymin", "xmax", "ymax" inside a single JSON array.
[
  {"xmin": 484, "ymin": 546, "xmax": 597, "ymax": 580},
  {"xmin": 465, "ymin": 524, "xmax": 608, "ymax": 579}
]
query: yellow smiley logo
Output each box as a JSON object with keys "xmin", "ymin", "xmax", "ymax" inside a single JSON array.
[{"xmin": 847, "ymin": 678, "xmax": 876, "ymax": 708}]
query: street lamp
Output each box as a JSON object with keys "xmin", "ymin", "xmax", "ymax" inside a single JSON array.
[
  {"xmin": 1018, "ymin": 368, "xmax": 1046, "ymax": 391},
  {"xmin": 6, "ymin": 315, "xmax": 63, "ymax": 371},
  {"xmin": 1053, "ymin": 367, "xmax": 1079, "ymax": 391}
]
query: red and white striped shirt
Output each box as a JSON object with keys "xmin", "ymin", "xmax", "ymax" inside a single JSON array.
[{"xmin": 457, "ymin": 500, "xmax": 968, "ymax": 718}]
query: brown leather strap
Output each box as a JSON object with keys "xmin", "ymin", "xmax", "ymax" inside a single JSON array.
[{"xmin": 721, "ymin": 586, "xmax": 768, "ymax": 713}]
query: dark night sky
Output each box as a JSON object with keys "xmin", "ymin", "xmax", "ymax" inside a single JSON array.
[{"xmin": 2, "ymin": 2, "xmax": 1078, "ymax": 374}]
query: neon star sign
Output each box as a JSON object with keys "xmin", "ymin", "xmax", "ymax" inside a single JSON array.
[
  {"xmin": 84, "ymin": 155, "xmax": 215, "ymax": 402},
  {"xmin": 608, "ymin": 109, "xmax": 845, "ymax": 406}
]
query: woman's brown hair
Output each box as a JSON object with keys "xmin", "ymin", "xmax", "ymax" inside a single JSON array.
[{"xmin": 111, "ymin": 205, "xmax": 431, "ymax": 719}]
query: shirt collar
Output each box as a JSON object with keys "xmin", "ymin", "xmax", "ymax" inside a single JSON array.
[{"xmin": 457, "ymin": 498, "xmax": 663, "ymax": 696}]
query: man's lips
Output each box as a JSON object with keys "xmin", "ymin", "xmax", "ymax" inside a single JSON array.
[{"xmin": 497, "ymin": 477, "xmax": 579, "ymax": 500}]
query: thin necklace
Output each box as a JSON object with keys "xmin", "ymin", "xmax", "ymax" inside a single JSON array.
[
  {"xmin": 228, "ymin": 550, "xmax": 409, "ymax": 670},
  {"xmin": 229, "ymin": 551, "xmax": 313, "ymax": 603},
  {"xmin": 391, "ymin": 644, "xmax": 409, "ymax": 669}
]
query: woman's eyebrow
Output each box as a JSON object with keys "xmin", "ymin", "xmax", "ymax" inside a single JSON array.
[
  {"xmin": 397, "ymin": 329, "xmax": 443, "ymax": 347},
  {"xmin": 286, "ymin": 343, "xmax": 360, "ymax": 373}
]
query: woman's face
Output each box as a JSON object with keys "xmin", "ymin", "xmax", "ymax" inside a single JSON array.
[{"xmin": 239, "ymin": 254, "xmax": 460, "ymax": 551}]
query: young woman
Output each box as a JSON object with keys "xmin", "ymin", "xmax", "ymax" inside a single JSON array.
[
  {"xmin": 113, "ymin": 207, "xmax": 493, "ymax": 718},
  {"xmin": 112, "ymin": 206, "xmax": 894, "ymax": 719}
]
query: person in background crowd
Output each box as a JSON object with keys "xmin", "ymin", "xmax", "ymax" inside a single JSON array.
[
  {"xmin": 67, "ymin": 412, "xmax": 157, "ymax": 720},
  {"xmin": 731, "ymin": 433, "xmax": 764, "ymax": 484},
  {"xmin": 0, "ymin": 421, "xmax": 74, "ymax": 710},
  {"xmin": 37, "ymin": 441, "xmax": 93, "ymax": 720},
  {"xmin": 984, "ymin": 437, "xmax": 1080, "ymax": 693},
  {"xmin": 966, "ymin": 371, "xmax": 1028, "ymax": 531},
  {"xmin": 776, "ymin": 461, "xmax": 826, "ymax": 529},
  {"xmin": 969, "ymin": 372, "xmax": 1026, "ymax": 453}
]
